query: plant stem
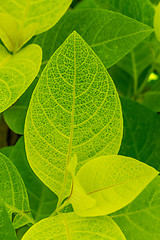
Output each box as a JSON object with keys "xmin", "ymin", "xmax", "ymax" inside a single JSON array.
[{"xmin": 50, "ymin": 199, "xmax": 70, "ymax": 217}]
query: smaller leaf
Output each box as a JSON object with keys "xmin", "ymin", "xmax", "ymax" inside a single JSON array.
[
  {"xmin": 70, "ymin": 155, "xmax": 158, "ymax": 216},
  {"xmin": 22, "ymin": 213, "xmax": 126, "ymax": 240},
  {"xmin": 154, "ymin": 2, "xmax": 160, "ymax": 41},
  {"xmin": 0, "ymin": 152, "xmax": 34, "ymax": 229},
  {"xmin": 0, "ymin": 200, "xmax": 17, "ymax": 240},
  {"xmin": 0, "ymin": 43, "xmax": 42, "ymax": 113}
]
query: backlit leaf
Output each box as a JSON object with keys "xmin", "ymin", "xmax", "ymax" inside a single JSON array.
[
  {"xmin": 25, "ymin": 31, "xmax": 123, "ymax": 203},
  {"xmin": 70, "ymin": 155, "xmax": 158, "ymax": 216},
  {"xmin": 0, "ymin": 44, "xmax": 42, "ymax": 113},
  {"xmin": 0, "ymin": 200, "xmax": 17, "ymax": 240},
  {"xmin": 110, "ymin": 176, "xmax": 160, "ymax": 240},
  {"xmin": 10, "ymin": 137, "xmax": 58, "ymax": 222},
  {"xmin": 22, "ymin": 213, "xmax": 126, "ymax": 240},
  {"xmin": 154, "ymin": 2, "xmax": 160, "ymax": 41},
  {"xmin": 0, "ymin": 0, "xmax": 72, "ymax": 52},
  {"xmin": 0, "ymin": 152, "xmax": 34, "ymax": 229}
]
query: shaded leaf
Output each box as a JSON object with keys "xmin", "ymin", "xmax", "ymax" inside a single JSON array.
[
  {"xmin": 70, "ymin": 155, "xmax": 158, "ymax": 216},
  {"xmin": 25, "ymin": 31, "xmax": 123, "ymax": 203},
  {"xmin": 0, "ymin": 152, "xmax": 34, "ymax": 229},
  {"xmin": 0, "ymin": 44, "xmax": 42, "ymax": 113},
  {"xmin": 119, "ymin": 97, "xmax": 160, "ymax": 171},
  {"xmin": 0, "ymin": 200, "xmax": 17, "ymax": 240},
  {"xmin": 33, "ymin": 9, "xmax": 153, "ymax": 71},
  {"xmin": 22, "ymin": 213, "xmax": 126, "ymax": 240},
  {"xmin": 10, "ymin": 137, "xmax": 58, "ymax": 222}
]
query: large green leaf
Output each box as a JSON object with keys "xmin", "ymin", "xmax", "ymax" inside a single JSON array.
[
  {"xmin": 119, "ymin": 97, "xmax": 160, "ymax": 171},
  {"xmin": 10, "ymin": 137, "xmax": 58, "ymax": 222},
  {"xmin": 0, "ymin": 152, "xmax": 34, "ymax": 229},
  {"xmin": 33, "ymin": 9, "xmax": 153, "ymax": 71},
  {"xmin": 25, "ymin": 31, "xmax": 123, "ymax": 204},
  {"xmin": 3, "ymin": 78, "xmax": 38, "ymax": 135},
  {"xmin": 77, "ymin": 0, "xmax": 154, "ymax": 26},
  {"xmin": 22, "ymin": 213, "xmax": 126, "ymax": 240},
  {"xmin": 0, "ymin": 0, "xmax": 72, "ymax": 52},
  {"xmin": 70, "ymin": 155, "xmax": 158, "ymax": 216},
  {"xmin": 154, "ymin": 3, "xmax": 160, "ymax": 42},
  {"xmin": 0, "ymin": 200, "xmax": 17, "ymax": 240},
  {"xmin": 0, "ymin": 44, "xmax": 42, "ymax": 113},
  {"xmin": 110, "ymin": 176, "xmax": 160, "ymax": 240}
]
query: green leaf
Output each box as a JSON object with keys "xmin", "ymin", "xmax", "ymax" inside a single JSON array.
[
  {"xmin": 0, "ymin": 44, "xmax": 42, "ymax": 112},
  {"xmin": 0, "ymin": 146, "xmax": 14, "ymax": 157},
  {"xmin": 33, "ymin": 9, "xmax": 153, "ymax": 71},
  {"xmin": 3, "ymin": 78, "xmax": 38, "ymax": 135},
  {"xmin": 0, "ymin": 152, "xmax": 34, "ymax": 229},
  {"xmin": 0, "ymin": 200, "xmax": 17, "ymax": 240},
  {"xmin": 154, "ymin": 3, "xmax": 160, "ymax": 41},
  {"xmin": 25, "ymin": 31, "xmax": 123, "ymax": 203},
  {"xmin": 0, "ymin": 0, "xmax": 72, "ymax": 52},
  {"xmin": 0, "ymin": 44, "xmax": 42, "ymax": 113},
  {"xmin": 110, "ymin": 176, "xmax": 160, "ymax": 240},
  {"xmin": 10, "ymin": 137, "xmax": 58, "ymax": 222},
  {"xmin": 119, "ymin": 97, "xmax": 160, "ymax": 171},
  {"xmin": 70, "ymin": 155, "xmax": 158, "ymax": 216},
  {"xmin": 22, "ymin": 213, "xmax": 126, "ymax": 240}
]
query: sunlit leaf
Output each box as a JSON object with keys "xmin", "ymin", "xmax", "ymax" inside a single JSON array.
[
  {"xmin": 0, "ymin": 44, "xmax": 42, "ymax": 113},
  {"xmin": 22, "ymin": 213, "xmax": 126, "ymax": 240},
  {"xmin": 154, "ymin": 2, "xmax": 160, "ymax": 41},
  {"xmin": 10, "ymin": 137, "xmax": 58, "ymax": 222},
  {"xmin": 25, "ymin": 31, "xmax": 123, "ymax": 203},
  {"xmin": 0, "ymin": 0, "xmax": 72, "ymax": 52},
  {"xmin": 70, "ymin": 155, "xmax": 158, "ymax": 216},
  {"xmin": 0, "ymin": 152, "xmax": 34, "ymax": 229},
  {"xmin": 110, "ymin": 176, "xmax": 160, "ymax": 239}
]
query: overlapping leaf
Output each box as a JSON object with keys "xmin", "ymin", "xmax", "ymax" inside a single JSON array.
[
  {"xmin": 154, "ymin": 3, "xmax": 160, "ymax": 41},
  {"xmin": 70, "ymin": 155, "xmax": 158, "ymax": 216},
  {"xmin": 0, "ymin": 44, "xmax": 42, "ymax": 113},
  {"xmin": 110, "ymin": 176, "xmax": 160, "ymax": 239},
  {"xmin": 25, "ymin": 31, "xmax": 123, "ymax": 203},
  {"xmin": 33, "ymin": 9, "xmax": 153, "ymax": 71},
  {"xmin": 0, "ymin": 200, "xmax": 17, "ymax": 240},
  {"xmin": 0, "ymin": 152, "xmax": 34, "ymax": 229},
  {"xmin": 10, "ymin": 137, "xmax": 58, "ymax": 221},
  {"xmin": 22, "ymin": 213, "xmax": 126, "ymax": 240},
  {"xmin": 0, "ymin": 0, "xmax": 72, "ymax": 52}
]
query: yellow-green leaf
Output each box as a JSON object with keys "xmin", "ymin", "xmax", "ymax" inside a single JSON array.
[
  {"xmin": 0, "ymin": 44, "xmax": 42, "ymax": 113},
  {"xmin": 70, "ymin": 155, "xmax": 158, "ymax": 216},
  {"xmin": 22, "ymin": 213, "xmax": 126, "ymax": 240},
  {"xmin": 0, "ymin": 152, "xmax": 34, "ymax": 229},
  {"xmin": 154, "ymin": 2, "xmax": 160, "ymax": 41},
  {"xmin": 24, "ymin": 31, "xmax": 123, "ymax": 204},
  {"xmin": 0, "ymin": 0, "xmax": 72, "ymax": 52}
]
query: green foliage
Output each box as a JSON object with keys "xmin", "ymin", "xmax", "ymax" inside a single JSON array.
[
  {"xmin": 70, "ymin": 155, "xmax": 158, "ymax": 216},
  {"xmin": 33, "ymin": 9, "xmax": 153, "ymax": 71},
  {"xmin": 0, "ymin": 44, "xmax": 42, "ymax": 113},
  {"xmin": 25, "ymin": 31, "xmax": 123, "ymax": 202},
  {"xmin": 10, "ymin": 137, "xmax": 58, "ymax": 221},
  {"xmin": 0, "ymin": 200, "xmax": 17, "ymax": 240},
  {"xmin": 110, "ymin": 176, "xmax": 160, "ymax": 239},
  {"xmin": 22, "ymin": 213, "xmax": 126, "ymax": 240},
  {"xmin": 0, "ymin": 0, "xmax": 160, "ymax": 239},
  {"xmin": 0, "ymin": 152, "xmax": 34, "ymax": 229},
  {"xmin": 0, "ymin": 0, "xmax": 72, "ymax": 52}
]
